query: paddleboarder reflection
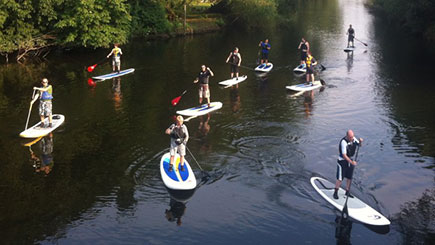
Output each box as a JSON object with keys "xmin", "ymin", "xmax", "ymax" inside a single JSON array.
[
  {"xmin": 29, "ymin": 133, "xmax": 54, "ymax": 175},
  {"xmin": 346, "ymin": 51, "xmax": 353, "ymax": 72},
  {"xmin": 165, "ymin": 198, "xmax": 186, "ymax": 226},
  {"xmin": 112, "ymin": 77, "xmax": 122, "ymax": 111},
  {"xmin": 304, "ymin": 90, "xmax": 314, "ymax": 117},
  {"xmin": 335, "ymin": 215, "xmax": 353, "ymax": 245},
  {"xmin": 230, "ymin": 86, "xmax": 241, "ymax": 113}
]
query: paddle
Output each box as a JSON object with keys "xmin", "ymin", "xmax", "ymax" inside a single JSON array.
[
  {"xmin": 87, "ymin": 57, "xmax": 109, "ymax": 72},
  {"xmin": 186, "ymin": 145, "xmax": 210, "ymax": 180},
  {"xmin": 171, "ymin": 90, "xmax": 187, "ymax": 106},
  {"xmin": 227, "ymin": 61, "xmax": 255, "ymax": 71},
  {"xmin": 354, "ymin": 37, "xmax": 368, "ymax": 47},
  {"xmin": 25, "ymin": 90, "xmax": 37, "ymax": 130},
  {"xmin": 341, "ymin": 145, "xmax": 360, "ymax": 219}
]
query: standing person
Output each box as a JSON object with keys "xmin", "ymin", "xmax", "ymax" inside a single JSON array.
[
  {"xmin": 32, "ymin": 78, "xmax": 53, "ymax": 128},
  {"xmin": 225, "ymin": 47, "xmax": 242, "ymax": 79},
  {"xmin": 305, "ymin": 52, "xmax": 318, "ymax": 84},
  {"xmin": 333, "ymin": 130, "xmax": 363, "ymax": 199},
  {"xmin": 193, "ymin": 65, "xmax": 214, "ymax": 108},
  {"xmin": 298, "ymin": 38, "xmax": 310, "ymax": 65},
  {"xmin": 258, "ymin": 39, "xmax": 271, "ymax": 64},
  {"xmin": 165, "ymin": 116, "xmax": 189, "ymax": 172},
  {"xmin": 346, "ymin": 24, "xmax": 355, "ymax": 48},
  {"xmin": 106, "ymin": 43, "xmax": 123, "ymax": 73}
]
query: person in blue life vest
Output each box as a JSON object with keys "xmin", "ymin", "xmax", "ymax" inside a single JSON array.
[
  {"xmin": 347, "ymin": 24, "xmax": 355, "ymax": 48},
  {"xmin": 165, "ymin": 116, "xmax": 189, "ymax": 172},
  {"xmin": 32, "ymin": 78, "xmax": 53, "ymax": 128},
  {"xmin": 194, "ymin": 65, "xmax": 214, "ymax": 108},
  {"xmin": 298, "ymin": 38, "xmax": 310, "ymax": 65},
  {"xmin": 107, "ymin": 43, "xmax": 123, "ymax": 73},
  {"xmin": 333, "ymin": 130, "xmax": 363, "ymax": 199},
  {"xmin": 305, "ymin": 52, "xmax": 318, "ymax": 85},
  {"xmin": 225, "ymin": 47, "xmax": 242, "ymax": 80},
  {"xmin": 258, "ymin": 39, "xmax": 271, "ymax": 64}
]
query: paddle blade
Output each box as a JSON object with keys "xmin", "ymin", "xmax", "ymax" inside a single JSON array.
[
  {"xmin": 171, "ymin": 96, "xmax": 181, "ymax": 106},
  {"xmin": 87, "ymin": 78, "xmax": 96, "ymax": 87},
  {"xmin": 87, "ymin": 64, "xmax": 97, "ymax": 72}
]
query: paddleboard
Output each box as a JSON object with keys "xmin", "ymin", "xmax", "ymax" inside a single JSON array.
[
  {"xmin": 310, "ymin": 177, "xmax": 390, "ymax": 226},
  {"xmin": 254, "ymin": 63, "xmax": 273, "ymax": 72},
  {"xmin": 20, "ymin": 114, "xmax": 65, "ymax": 138},
  {"xmin": 160, "ymin": 152, "xmax": 197, "ymax": 190},
  {"xmin": 344, "ymin": 46, "xmax": 355, "ymax": 52},
  {"xmin": 293, "ymin": 63, "xmax": 306, "ymax": 73},
  {"xmin": 286, "ymin": 80, "xmax": 323, "ymax": 92},
  {"xmin": 176, "ymin": 102, "xmax": 223, "ymax": 117},
  {"xmin": 92, "ymin": 68, "xmax": 135, "ymax": 81},
  {"xmin": 218, "ymin": 75, "xmax": 248, "ymax": 86}
]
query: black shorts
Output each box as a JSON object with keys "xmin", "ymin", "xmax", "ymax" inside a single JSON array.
[
  {"xmin": 301, "ymin": 52, "xmax": 307, "ymax": 61},
  {"xmin": 348, "ymin": 35, "xmax": 354, "ymax": 42},
  {"xmin": 231, "ymin": 64, "xmax": 239, "ymax": 73},
  {"xmin": 336, "ymin": 160, "xmax": 354, "ymax": 181},
  {"xmin": 306, "ymin": 66, "xmax": 314, "ymax": 74},
  {"xmin": 261, "ymin": 52, "xmax": 269, "ymax": 60}
]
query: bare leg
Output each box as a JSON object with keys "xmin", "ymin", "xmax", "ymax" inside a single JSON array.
[
  {"xmin": 346, "ymin": 178, "xmax": 352, "ymax": 191},
  {"xmin": 230, "ymin": 72, "xmax": 234, "ymax": 78},
  {"xmin": 236, "ymin": 72, "xmax": 239, "ymax": 79},
  {"xmin": 180, "ymin": 155, "xmax": 184, "ymax": 166},
  {"xmin": 169, "ymin": 155, "xmax": 175, "ymax": 168},
  {"xmin": 335, "ymin": 180, "xmax": 342, "ymax": 190}
]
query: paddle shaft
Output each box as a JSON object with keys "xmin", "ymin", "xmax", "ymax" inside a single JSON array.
[
  {"xmin": 228, "ymin": 62, "xmax": 255, "ymax": 71},
  {"xmin": 25, "ymin": 90, "xmax": 37, "ymax": 130},
  {"xmin": 341, "ymin": 145, "xmax": 360, "ymax": 218},
  {"xmin": 354, "ymin": 37, "xmax": 368, "ymax": 46},
  {"xmin": 172, "ymin": 128, "xmax": 206, "ymax": 173}
]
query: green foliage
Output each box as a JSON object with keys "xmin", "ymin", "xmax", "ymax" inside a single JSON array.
[
  {"xmin": 372, "ymin": 0, "xmax": 435, "ymax": 42},
  {"xmin": 129, "ymin": 0, "xmax": 171, "ymax": 37},
  {"xmin": 54, "ymin": 0, "xmax": 131, "ymax": 48}
]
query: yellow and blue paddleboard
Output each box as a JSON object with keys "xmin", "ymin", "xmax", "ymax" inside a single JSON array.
[{"xmin": 160, "ymin": 152, "xmax": 196, "ymax": 190}]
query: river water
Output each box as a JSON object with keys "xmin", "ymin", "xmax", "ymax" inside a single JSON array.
[{"xmin": 0, "ymin": 0, "xmax": 434, "ymax": 244}]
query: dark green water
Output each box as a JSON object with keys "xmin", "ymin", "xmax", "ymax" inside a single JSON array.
[{"xmin": 0, "ymin": 0, "xmax": 434, "ymax": 244}]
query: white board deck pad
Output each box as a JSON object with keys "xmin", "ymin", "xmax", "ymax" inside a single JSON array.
[
  {"xmin": 218, "ymin": 75, "xmax": 248, "ymax": 86},
  {"xmin": 20, "ymin": 114, "xmax": 65, "ymax": 138},
  {"xmin": 176, "ymin": 102, "xmax": 223, "ymax": 117},
  {"xmin": 344, "ymin": 47, "xmax": 355, "ymax": 52},
  {"xmin": 293, "ymin": 63, "xmax": 306, "ymax": 73},
  {"xmin": 160, "ymin": 152, "xmax": 197, "ymax": 190},
  {"xmin": 310, "ymin": 177, "xmax": 390, "ymax": 226},
  {"xmin": 254, "ymin": 63, "xmax": 273, "ymax": 72},
  {"xmin": 92, "ymin": 68, "xmax": 135, "ymax": 81},
  {"xmin": 286, "ymin": 80, "xmax": 322, "ymax": 92}
]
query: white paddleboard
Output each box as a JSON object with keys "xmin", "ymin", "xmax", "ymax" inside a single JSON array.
[
  {"xmin": 310, "ymin": 177, "xmax": 390, "ymax": 226},
  {"xmin": 176, "ymin": 102, "xmax": 223, "ymax": 117},
  {"xmin": 254, "ymin": 63, "xmax": 273, "ymax": 72},
  {"xmin": 92, "ymin": 68, "xmax": 135, "ymax": 81},
  {"xmin": 286, "ymin": 80, "xmax": 323, "ymax": 92},
  {"xmin": 293, "ymin": 63, "xmax": 306, "ymax": 73},
  {"xmin": 218, "ymin": 75, "xmax": 247, "ymax": 86},
  {"xmin": 160, "ymin": 152, "xmax": 197, "ymax": 190},
  {"xmin": 20, "ymin": 114, "xmax": 65, "ymax": 138},
  {"xmin": 344, "ymin": 46, "xmax": 355, "ymax": 52}
]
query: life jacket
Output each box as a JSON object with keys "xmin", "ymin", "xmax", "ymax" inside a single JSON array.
[
  {"xmin": 40, "ymin": 85, "xmax": 53, "ymax": 100},
  {"xmin": 339, "ymin": 137, "xmax": 357, "ymax": 158},
  {"xmin": 170, "ymin": 125, "xmax": 186, "ymax": 139},
  {"xmin": 306, "ymin": 55, "xmax": 314, "ymax": 67},
  {"xmin": 261, "ymin": 43, "xmax": 270, "ymax": 53},
  {"xmin": 301, "ymin": 42, "xmax": 308, "ymax": 52},
  {"xmin": 113, "ymin": 47, "xmax": 121, "ymax": 58},
  {"xmin": 231, "ymin": 52, "xmax": 240, "ymax": 64}
]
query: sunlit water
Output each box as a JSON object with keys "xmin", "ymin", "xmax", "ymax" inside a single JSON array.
[{"xmin": 0, "ymin": 0, "xmax": 434, "ymax": 244}]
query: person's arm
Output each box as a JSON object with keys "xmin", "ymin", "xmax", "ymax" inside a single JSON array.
[
  {"xmin": 119, "ymin": 48, "xmax": 123, "ymax": 55},
  {"xmin": 106, "ymin": 49, "xmax": 114, "ymax": 58},
  {"xmin": 193, "ymin": 72, "xmax": 199, "ymax": 83},
  {"xmin": 341, "ymin": 141, "xmax": 356, "ymax": 165},
  {"xmin": 306, "ymin": 42, "xmax": 310, "ymax": 53},
  {"xmin": 207, "ymin": 67, "xmax": 214, "ymax": 76},
  {"xmin": 30, "ymin": 91, "xmax": 40, "ymax": 104},
  {"xmin": 298, "ymin": 42, "xmax": 302, "ymax": 49},
  {"xmin": 165, "ymin": 124, "xmax": 174, "ymax": 135},
  {"xmin": 237, "ymin": 53, "xmax": 242, "ymax": 66},
  {"xmin": 225, "ymin": 52, "xmax": 232, "ymax": 63},
  {"xmin": 312, "ymin": 57, "xmax": 318, "ymax": 66},
  {"xmin": 183, "ymin": 125, "xmax": 189, "ymax": 144},
  {"xmin": 259, "ymin": 41, "xmax": 263, "ymax": 47}
]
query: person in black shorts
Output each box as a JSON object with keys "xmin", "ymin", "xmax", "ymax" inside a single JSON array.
[
  {"xmin": 305, "ymin": 52, "xmax": 317, "ymax": 84},
  {"xmin": 347, "ymin": 24, "xmax": 355, "ymax": 48},
  {"xmin": 298, "ymin": 38, "xmax": 310, "ymax": 65},
  {"xmin": 333, "ymin": 130, "xmax": 363, "ymax": 199},
  {"xmin": 225, "ymin": 47, "xmax": 242, "ymax": 79},
  {"xmin": 193, "ymin": 65, "xmax": 214, "ymax": 107}
]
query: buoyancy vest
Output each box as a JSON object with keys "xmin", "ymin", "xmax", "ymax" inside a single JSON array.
[
  {"xmin": 338, "ymin": 137, "xmax": 357, "ymax": 158},
  {"xmin": 231, "ymin": 52, "xmax": 240, "ymax": 64},
  {"xmin": 306, "ymin": 55, "xmax": 314, "ymax": 67},
  {"xmin": 41, "ymin": 85, "xmax": 53, "ymax": 100}
]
